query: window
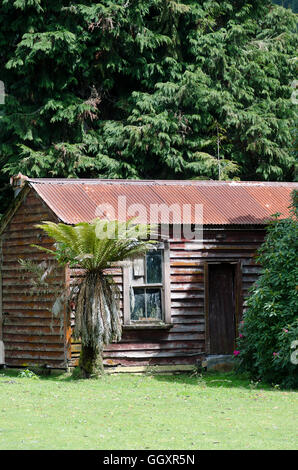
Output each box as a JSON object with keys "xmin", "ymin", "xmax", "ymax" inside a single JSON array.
[
  {"xmin": 131, "ymin": 249, "xmax": 163, "ymax": 322},
  {"xmin": 123, "ymin": 243, "xmax": 171, "ymax": 326}
]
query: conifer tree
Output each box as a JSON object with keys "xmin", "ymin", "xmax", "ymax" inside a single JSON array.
[{"xmin": 0, "ymin": 1, "xmax": 297, "ymax": 213}]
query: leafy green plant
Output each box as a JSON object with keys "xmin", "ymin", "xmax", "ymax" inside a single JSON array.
[
  {"xmin": 18, "ymin": 369, "xmax": 39, "ymax": 379},
  {"xmin": 35, "ymin": 218, "xmax": 155, "ymax": 378},
  {"xmin": 236, "ymin": 191, "xmax": 298, "ymax": 389}
]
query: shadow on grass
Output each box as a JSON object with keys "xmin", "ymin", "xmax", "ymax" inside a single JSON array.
[
  {"xmin": 0, "ymin": 367, "xmax": 80, "ymax": 383},
  {"xmin": 151, "ymin": 370, "xmax": 276, "ymax": 391},
  {"xmin": 0, "ymin": 366, "xmax": 279, "ymax": 391}
]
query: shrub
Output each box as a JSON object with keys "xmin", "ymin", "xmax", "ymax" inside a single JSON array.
[
  {"xmin": 18, "ymin": 369, "xmax": 39, "ymax": 380},
  {"xmin": 236, "ymin": 191, "xmax": 298, "ymax": 389}
]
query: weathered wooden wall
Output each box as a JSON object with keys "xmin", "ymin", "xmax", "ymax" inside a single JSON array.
[
  {"xmin": 1, "ymin": 189, "xmax": 265, "ymax": 370},
  {"xmin": 70, "ymin": 228, "xmax": 265, "ymax": 368},
  {"xmin": 0, "ymin": 189, "xmax": 68, "ymax": 368}
]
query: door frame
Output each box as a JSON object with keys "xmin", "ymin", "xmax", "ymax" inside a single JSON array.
[{"xmin": 204, "ymin": 260, "xmax": 242, "ymax": 355}]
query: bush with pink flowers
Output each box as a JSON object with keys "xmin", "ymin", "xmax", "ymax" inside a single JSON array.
[{"xmin": 235, "ymin": 191, "xmax": 298, "ymax": 389}]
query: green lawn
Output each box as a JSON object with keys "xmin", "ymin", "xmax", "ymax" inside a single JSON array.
[{"xmin": 0, "ymin": 369, "xmax": 297, "ymax": 450}]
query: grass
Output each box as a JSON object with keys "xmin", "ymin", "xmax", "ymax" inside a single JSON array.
[{"xmin": 0, "ymin": 368, "xmax": 297, "ymax": 450}]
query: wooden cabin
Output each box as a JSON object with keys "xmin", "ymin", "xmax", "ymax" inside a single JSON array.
[{"xmin": 0, "ymin": 175, "xmax": 296, "ymax": 372}]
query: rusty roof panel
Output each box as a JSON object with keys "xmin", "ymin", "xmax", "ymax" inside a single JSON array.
[
  {"xmin": 245, "ymin": 186, "xmax": 293, "ymax": 220},
  {"xmin": 33, "ymin": 183, "xmax": 98, "ymax": 223},
  {"xmin": 194, "ymin": 186, "xmax": 271, "ymax": 225},
  {"xmin": 84, "ymin": 184, "xmax": 164, "ymax": 223},
  {"xmin": 28, "ymin": 178, "xmax": 297, "ymax": 226}
]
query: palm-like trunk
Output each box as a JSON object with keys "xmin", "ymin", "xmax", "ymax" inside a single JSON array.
[
  {"xmin": 79, "ymin": 344, "xmax": 103, "ymax": 378},
  {"xmin": 73, "ymin": 272, "xmax": 122, "ymax": 378}
]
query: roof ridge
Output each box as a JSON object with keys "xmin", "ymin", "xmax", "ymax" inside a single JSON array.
[{"xmin": 26, "ymin": 178, "xmax": 298, "ymax": 186}]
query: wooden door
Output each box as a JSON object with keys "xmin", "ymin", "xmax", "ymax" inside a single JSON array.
[{"xmin": 208, "ymin": 263, "xmax": 236, "ymax": 354}]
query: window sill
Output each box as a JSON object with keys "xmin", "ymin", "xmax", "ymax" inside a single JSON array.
[{"xmin": 123, "ymin": 323, "xmax": 172, "ymax": 330}]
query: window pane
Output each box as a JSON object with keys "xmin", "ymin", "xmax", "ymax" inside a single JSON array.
[
  {"xmin": 131, "ymin": 288, "xmax": 145, "ymax": 321},
  {"xmin": 133, "ymin": 257, "xmax": 145, "ymax": 278},
  {"xmin": 146, "ymin": 289, "xmax": 162, "ymax": 320},
  {"xmin": 146, "ymin": 250, "xmax": 162, "ymax": 284}
]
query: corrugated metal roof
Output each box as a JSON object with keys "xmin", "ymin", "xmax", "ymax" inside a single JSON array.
[{"xmin": 28, "ymin": 178, "xmax": 297, "ymax": 226}]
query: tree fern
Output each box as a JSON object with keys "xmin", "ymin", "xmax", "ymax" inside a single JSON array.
[{"xmin": 34, "ymin": 218, "xmax": 155, "ymax": 377}]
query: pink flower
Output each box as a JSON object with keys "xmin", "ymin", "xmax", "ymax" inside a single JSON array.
[
  {"xmin": 283, "ymin": 329, "xmax": 289, "ymax": 333},
  {"xmin": 273, "ymin": 352, "xmax": 279, "ymax": 357},
  {"xmin": 239, "ymin": 333, "xmax": 243, "ymax": 338},
  {"xmin": 233, "ymin": 350, "xmax": 240, "ymax": 356}
]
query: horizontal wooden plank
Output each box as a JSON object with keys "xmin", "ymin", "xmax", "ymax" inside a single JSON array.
[
  {"xmin": 170, "ymin": 261, "xmax": 204, "ymax": 267},
  {"xmin": 170, "ymin": 244, "xmax": 259, "ymax": 251},
  {"xmin": 18, "ymin": 197, "xmax": 47, "ymax": 208},
  {"xmin": 2, "ymin": 287, "xmax": 64, "ymax": 296},
  {"xmin": 171, "ymin": 300, "xmax": 204, "ymax": 308},
  {"xmin": 2, "ymin": 228, "xmax": 46, "ymax": 239},
  {"xmin": 2, "ymin": 237, "xmax": 54, "ymax": 247},
  {"xmin": 170, "ymin": 283, "xmax": 204, "ymax": 291},
  {"xmin": 107, "ymin": 340, "xmax": 203, "ymax": 351},
  {"xmin": 170, "ymin": 307, "xmax": 204, "ymax": 316},
  {"xmin": 103, "ymin": 349, "xmax": 203, "ymax": 359},
  {"xmin": 121, "ymin": 331, "xmax": 205, "ymax": 342},
  {"xmin": 2, "ymin": 272, "xmax": 64, "ymax": 281},
  {"xmin": 3, "ymin": 333, "xmax": 64, "ymax": 343},
  {"xmin": 5, "ymin": 358, "xmax": 66, "ymax": 368},
  {"xmin": 6, "ymin": 212, "xmax": 52, "ymax": 225},
  {"xmin": 242, "ymin": 266, "xmax": 262, "ymax": 274},
  {"xmin": 170, "ymin": 252, "xmax": 205, "ymax": 259},
  {"xmin": 171, "ymin": 317, "xmax": 204, "ymax": 324},
  {"xmin": 13, "ymin": 207, "xmax": 51, "ymax": 219},
  {"xmin": 72, "ymin": 341, "xmax": 203, "ymax": 353},
  {"xmin": 0, "ymin": 262, "xmax": 61, "ymax": 271},
  {"xmin": 170, "ymin": 267, "xmax": 204, "ymax": 274},
  {"xmin": 170, "ymin": 324, "xmax": 204, "ymax": 332},
  {"xmin": 170, "ymin": 241, "xmax": 260, "ymax": 249},
  {"xmin": 3, "ymin": 325, "xmax": 64, "ymax": 335},
  {"xmin": 4, "ymin": 253, "xmax": 55, "ymax": 262},
  {"xmin": 170, "ymin": 275, "xmax": 203, "ymax": 283},
  {"xmin": 170, "ymin": 248, "xmax": 256, "ymax": 258},
  {"xmin": 3, "ymin": 294, "xmax": 59, "ymax": 302},
  {"xmin": 2, "ymin": 310, "xmax": 57, "ymax": 318},
  {"xmin": 5, "ymin": 350, "xmax": 65, "ymax": 359},
  {"xmin": 171, "ymin": 292, "xmax": 204, "ymax": 300},
  {"xmin": 3, "ymin": 244, "xmax": 55, "ymax": 255},
  {"xmin": 4, "ymin": 317, "xmax": 61, "ymax": 327},
  {"xmin": 5, "ymin": 343, "xmax": 64, "ymax": 352},
  {"xmin": 3, "ymin": 302, "xmax": 55, "ymax": 310}
]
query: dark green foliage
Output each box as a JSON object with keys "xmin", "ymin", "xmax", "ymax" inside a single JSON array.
[
  {"xmin": 0, "ymin": 1, "xmax": 297, "ymax": 213},
  {"xmin": 236, "ymin": 191, "xmax": 298, "ymax": 389}
]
